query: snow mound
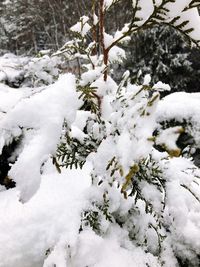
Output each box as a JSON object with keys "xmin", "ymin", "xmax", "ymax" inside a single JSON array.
[
  {"xmin": 0, "ymin": 74, "xmax": 80, "ymax": 201},
  {"xmin": 156, "ymin": 92, "xmax": 200, "ymax": 145},
  {"xmin": 0, "ymin": 163, "xmax": 91, "ymax": 267}
]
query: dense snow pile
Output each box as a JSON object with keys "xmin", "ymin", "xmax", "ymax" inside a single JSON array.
[
  {"xmin": 0, "ymin": 164, "xmax": 91, "ymax": 267},
  {"xmin": 0, "ymin": 74, "xmax": 80, "ymax": 201}
]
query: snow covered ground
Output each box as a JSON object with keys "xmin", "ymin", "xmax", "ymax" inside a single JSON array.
[{"xmin": 0, "ymin": 163, "xmax": 91, "ymax": 267}]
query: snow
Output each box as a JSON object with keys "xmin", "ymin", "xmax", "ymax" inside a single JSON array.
[
  {"xmin": 143, "ymin": 74, "xmax": 151, "ymax": 85},
  {"xmin": 104, "ymin": 32, "xmax": 114, "ymax": 49},
  {"xmin": 156, "ymin": 126, "xmax": 183, "ymax": 152},
  {"xmin": 24, "ymin": 55, "xmax": 61, "ymax": 86},
  {"xmin": 0, "ymin": 75, "xmax": 199, "ymax": 267},
  {"xmin": 162, "ymin": 157, "xmax": 200, "ymax": 264},
  {"xmin": 93, "ymin": 13, "xmax": 98, "ymax": 25},
  {"xmin": 136, "ymin": 0, "xmax": 154, "ymax": 25},
  {"xmin": 108, "ymin": 46, "xmax": 126, "ymax": 63},
  {"xmin": 0, "ymin": 84, "xmax": 24, "ymax": 113},
  {"xmin": 80, "ymin": 66, "xmax": 104, "ymax": 86},
  {"xmin": 1, "ymin": 1, "xmax": 200, "ymax": 266},
  {"xmin": 0, "ymin": 163, "xmax": 91, "ymax": 267},
  {"xmin": 0, "ymin": 74, "xmax": 80, "ymax": 201},
  {"xmin": 156, "ymin": 92, "xmax": 200, "ymax": 145},
  {"xmin": 104, "ymin": 0, "xmax": 114, "ymax": 9},
  {"xmin": 70, "ymin": 16, "xmax": 91, "ymax": 37},
  {"xmin": 0, "ymin": 53, "xmax": 28, "ymax": 85},
  {"xmin": 69, "ymin": 228, "xmax": 160, "ymax": 267},
  {"xmin": 153, "ymin": 81, "xmax": 171, "ymax": 92},
  {"xmin": 133, "ymin": 1, "xmax": 200, "ymax": 43}
]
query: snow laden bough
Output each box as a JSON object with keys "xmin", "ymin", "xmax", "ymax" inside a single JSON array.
[
  {"xmin": 0, "ymin": 74, "xmax": 79, "ymax": 201},
  {"xmin": 156, "ymin": 92, "xmax": 200, "ymax": 167},
  {"xmin": 44, "ymin": 1, "xmax": 200, "ymax": 267},
  {"xmin": 0, "ymin": 0, "xmax": 200, "ymax": 267}
]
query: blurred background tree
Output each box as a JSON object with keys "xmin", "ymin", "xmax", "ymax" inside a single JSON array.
[
  {"xmin": 0, "ymin": 0, "xmax": 199, "ymax": 93},
  {"xmin": 123, "ymin": 25, "xmax": 200, "ymax": 93}
]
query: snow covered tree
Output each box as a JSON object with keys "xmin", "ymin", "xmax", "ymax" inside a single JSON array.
[
  {"xmin": 123, "ymin": 24, "xmax": 200, "ymax": 93},
  {"xmin": 124, "ymin": 25, "xmax": 192, "ymax": 92},
  {"xmin": 1, "ymin": 1, "xmax": 200, "ymax": 267},
  {"xmin": 0, "ymin": 0, "xmax": 93, "ymax": 54},
  {"xmin": 44, "ymin": 1, "xmax": 200, "ymax": 266}
]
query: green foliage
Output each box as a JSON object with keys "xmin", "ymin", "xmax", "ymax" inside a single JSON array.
[
  {"xmin": 80, "ymin": 193, "xmax": 113, "ymax": 234},
  {"xmin": 131, "ymin": 156, "xmax": 165, "ymax": 200},
  {"xmin": 78, "ymin": 85, "xmax": 101, "ymax": 115},
  {"xmin": 57, "ymin": 132, "xmax": 98, "ymax": 169},
  {"xmin": 80, "ymin": 209, "xmax": 101, "ymax": 233},
  {"xmin": 51, "ymin": 2, "xmax": 200, "ymax": 265}
]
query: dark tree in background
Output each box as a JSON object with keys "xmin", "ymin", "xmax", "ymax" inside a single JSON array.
[
  {"xmin": 0, "ymin": 0, "xmax": 199, "ymax": 93},
  {"xmin": 0, "ymin": 0, "xmax": 92, "ymax": 54},
  {"xmin": 123, "ymin": 25, "xmax": 200, "ymax": 93}
]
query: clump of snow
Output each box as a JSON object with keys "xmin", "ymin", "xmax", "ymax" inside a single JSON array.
[
  {"xmin": 80, "ymin": 66, "xmax": 104, "ymax": 86},
  {"xmin": 93, "ymin": 13, "xmax": 98, "ymax": 25},
  {"xmin": 0, "ymin": 74, "xmax": 80, "ymax": 201},
  {"xmin": 156, "ymin": 126, "xmax": 183, "ymax": 152},
  {"xmin": 153, "ymin": 81, "xmax": 171, "ymax": 92},
  {"xmin": 156, "ymin": 92, "xmax": 200, "ymax": 146},
  {"xmin": 0, "ymin": 163, "xmax": 91, "ymax": 267},
  {"xmin": 136, "ymin": 0, "xmax": 154, "ymax": 26},
  {"xmin": 24, "ymin": 55, "xmax": 61, "ymax": 87},
  {"xmin": 0, "ymin": 83, "xmax": 24, "ymax": 114},
  {"xmin": 143, "ymin": 74, "xmax": 151, "ymax": 85},
  {"xmin": 104, "ymin": 0, "xmax": 114, "ymax": 9},
  {"xmin": 0, "ymin": 53, "xmax": 29, "ymax": 86},
  {"xmin": 70, "ymin": 16, "xmax": 91, "ymax": 37},
  {"xmin": 109, "ymin": 46, "xmax": 126, "ymax": 63},
  {"xmin": 104, "ymin": 32, "xmax": 114, "ymax": 49}
]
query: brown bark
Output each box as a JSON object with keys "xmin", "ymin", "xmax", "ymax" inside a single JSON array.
[{"xmin": 99, "ymin": 0, "xmax": 109, "ymax": 81}]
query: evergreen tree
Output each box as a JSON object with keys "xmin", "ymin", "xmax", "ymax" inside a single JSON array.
[
  {"xmin": 1, "ymin": 1, "xmax": 200, "ymax": 266},
  {"xmin": 123, "ymin": 24, "xmax": 200, "ymax": 93},
  {"xmin": 0, "ymin": 0, "xmax": 92, "ymax": 54},
  {"xmin": 46, "ymin": 1, "xmax": 200, "ymax": 266}
]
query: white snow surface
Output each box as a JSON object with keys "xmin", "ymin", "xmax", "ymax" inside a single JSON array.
[
  {"xmin": 0, "ymin": 76, "xmax": 200, "ymax": 266},
  {"xmin": 70, "ymin": 16, "xmax": 91, "ymax": 37},
  {"xmin": 1, "ymin": 1, "xmax": 200, "ymax": 265},
  {"xmin": 0, "ymin": 163, "xmax": 91, "ymax": 267},
  {"xmin": 156, "ymin": 92, "xmax": 200, "ymax": 145},
  {"xmin": 0, "ymin": 74, "xmax": 80, "ymax": 201}
]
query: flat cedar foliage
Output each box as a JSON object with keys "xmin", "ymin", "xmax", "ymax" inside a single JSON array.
[{"xmin": 0, "ymin": 1, "xmax": 200, "ymax": 267}]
